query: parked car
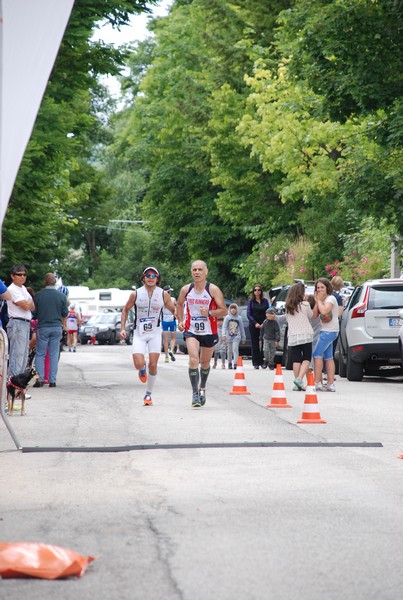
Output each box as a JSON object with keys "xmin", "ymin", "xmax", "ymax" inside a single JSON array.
[
  {"xmin": 80, "ymin": 311, "xmax": 134, "ymax": 345},
  {"xmin": 271, "ymin": 283, "xmax": 315, "ymax": 369},
  {"xmin": 399, "ymin": 308, "xmax": 403, "ymax": 366},
  {"xmin": 335, "ymin": 279, "xmax": 403, "ymax": 381}
]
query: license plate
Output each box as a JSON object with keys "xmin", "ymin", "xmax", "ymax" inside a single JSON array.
[{"xmin": 389, "ymin": 318, "xmax": 402, "ymax": 327}]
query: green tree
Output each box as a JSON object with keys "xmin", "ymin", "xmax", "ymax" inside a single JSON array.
[{"xmin": 0, "ymin": 0, "xmax": 153, "ymax": 288}]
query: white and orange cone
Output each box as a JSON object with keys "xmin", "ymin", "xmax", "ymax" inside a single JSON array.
[
  {"xmin": 229, "ymin": 356, "xmax": 250, "ymax": 395},
  {"xmin": 267, "ymin": 364, "xmax": 291, "ymax": 408},
  {"xmin": 297, "ymin": 372, "xmax": 326, "ymax": 423}
]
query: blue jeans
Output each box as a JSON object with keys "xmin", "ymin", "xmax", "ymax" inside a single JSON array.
[
  {"xmin": 7, "ymin": 319, "xmax": 30, "ymax": 376},
  {"xmin": 36, "ymin": 327, "xmax": 62, "ymax": 383},
  {"xmin": 312, "ymin": 331, "xmax": 338, "ymax": 361}
]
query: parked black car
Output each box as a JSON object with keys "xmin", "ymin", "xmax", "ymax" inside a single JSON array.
[{"xmin": 80, "ymin": 311, "xmax": 134, "ymax": 345}]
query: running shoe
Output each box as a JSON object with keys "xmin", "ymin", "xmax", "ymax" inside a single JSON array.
[
  {"xmin": 199, "ymin": 389, "xmax": 206, "ymax": 406},
  {"xmin": 165, "ymin": 356, "xmax": 169, "ymax": 363},
  {"xmin": 169, "ymin": 351, "xmax": 176, "ymax": 362},
  {"xmin": 293, "ymin": 377, "xmax": 306, "ymax": 392},
  {"xmin": 192, "ymin": 392, "xmax": 201, "ymax": 408},
  {"xmin": 143, "ymin": 393, "xmax": 153, "ymax": 406},
  {"xmin": 315, "ymin": 382, "xmax": 324, "ymax": 391},
  {"xmin": 138, "ymin": 367, "xmax": 147, "ymax": 384},
  {"xmin": 325, "ymin": 383, "xmax": 336, "ymax": 392}
]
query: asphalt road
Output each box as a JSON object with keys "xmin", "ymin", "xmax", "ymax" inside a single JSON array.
[{"xmin": 1, "ymin": 343, "xmax": 403, "ymax": 600}]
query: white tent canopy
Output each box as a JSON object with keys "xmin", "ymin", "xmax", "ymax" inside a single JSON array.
[{"xmin": 0, "ymin": 0, "xmax": 74, "ymax": 246}]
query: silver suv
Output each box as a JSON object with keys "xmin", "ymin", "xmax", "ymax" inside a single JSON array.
[{"xmin": 336, "ymin": 279, "xmax": 403, "ymax": 381}]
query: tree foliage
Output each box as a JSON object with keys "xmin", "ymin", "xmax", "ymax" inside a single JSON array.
[{"xmin": 2, "ymin": 0, "xmax": 401, "ymax": 294}]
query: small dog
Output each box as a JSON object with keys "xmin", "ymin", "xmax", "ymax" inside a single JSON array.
[{"xmin": 7, "ymin": 367, "xmax": 38, "ymax": 416}]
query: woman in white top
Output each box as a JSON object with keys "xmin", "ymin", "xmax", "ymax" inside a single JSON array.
[
  {"xmin": 312, "ymin": 277, "xmax": 339, "ymax": 392},
  {"xmin": 285, "ymin": 282, "xmax": 313, "ymax": 391}
]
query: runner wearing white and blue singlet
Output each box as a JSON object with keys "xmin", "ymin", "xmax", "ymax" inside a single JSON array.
[
  {"xmin": 120, "ymin": 266, "xmax": 175, "ymax": 406},
  {"xmin": 176, "ymin": 260, "xmax": 227, "ymax": 408}
]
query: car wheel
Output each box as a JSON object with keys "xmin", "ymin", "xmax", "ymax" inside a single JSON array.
[
  {"xmin": 108, "ymin": 331, "xmax": 116, "ymax": 345},
  {"xmin": 80, "ymin": 338, "xmax": 88, "ymax": 346},
  {"xmin": 336, "ymin": 340, "xmax": 347, "ymax": 378},
  {"xmin": 125, "ymin": 330, "xmax": 133, "ymax": 345},
  {"xmin": 346, "ymin": 348, "xmax": 364, "ymax": 381}
]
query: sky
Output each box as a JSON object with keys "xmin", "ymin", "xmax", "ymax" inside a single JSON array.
[{"xmin": 92, "ymin": 1, "xmax": 172, "ymax": 98}]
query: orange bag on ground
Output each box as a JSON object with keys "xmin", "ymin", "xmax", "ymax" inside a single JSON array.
[{"xmin": 0, "ymin": 542, "xmax": 95, "ymax": 579}]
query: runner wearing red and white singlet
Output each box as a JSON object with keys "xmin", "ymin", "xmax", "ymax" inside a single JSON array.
[
  {"xmin": 176, "ymin": 260, "xmax": 227, "ymax": 408},
  {"xmin": 66, "ymin": 304, "xmax": 82, "ymax": 352},
  {"xmin": 120, "ymin": 266, "xmax": 175, "ymax": 406}
]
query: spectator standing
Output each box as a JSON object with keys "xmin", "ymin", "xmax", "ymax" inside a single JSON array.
[
  {"xmin": 0, "ymin": 280, "xmax": 11, "ymax": 384},
  {"xmin": 285, "ymin": 283, "xmax": 314, "ymax": 390},
  {"xmin": 33, "ymin": 273, "xmax": 69, "ymax": 388},
  {"xmin": 247, "ymin": 284, "xmax": 270, "ymax": 369},
  {"xmin": 162, "ymin": 285, "xmax": 177, "ymax": 362},
  {"xmin": 0, "ymin": 277, "xmax": 12, "ymax": 328},
  {"xmin": 307, "ymin": 294, "xmax": 321, "ymax": 372},
  {"xmin": 312, "ymin": 277, "xmax": 339, "ymax": 392},
  {"xmin": 259, "ymin": 308, "xmax": 280, "ymax": 370},
  {"xmin": 330, "ymin": 275, "xmax": 344, "ymax": 360},
  {"xmin": 222, "ymin": 303, "xmax": 245, "ymax": 369},
  {"xmin": 6, "ymin": 264, "xmax": 35, "ymax": 376}
]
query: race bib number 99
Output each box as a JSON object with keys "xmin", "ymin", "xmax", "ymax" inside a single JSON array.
[
  {"xmin": 191, "ymin": 316, "xmax": 207, "ymax": 333},
  {"xmin": 139, "ymin": 317, "xmax": 156, "ymax": 335}
]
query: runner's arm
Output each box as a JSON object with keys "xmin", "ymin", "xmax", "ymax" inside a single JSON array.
[
  {"xmin": 120, "ymin": 292, "xmax": 136, "ymax": 339},
  {"xmin": 163, "ymin": 291, "xmax": 176, "ymax": 315},
  {"xmin": 176, "ymin": 285, "xmax": 188, "ymax": 331},
  {"xmin": 209, "ymin": 284, "xmax": 227, "ymax": 318}
]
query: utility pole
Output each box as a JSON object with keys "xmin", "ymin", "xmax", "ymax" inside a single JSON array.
[{"xmin": 390, "ymin": 237, "xmax": 401, "ymax": 278}]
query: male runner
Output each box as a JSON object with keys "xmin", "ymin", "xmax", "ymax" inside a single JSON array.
[
  {"xmin": 120, "ymin": 266, "xmax": 175, "ymax": 406},
  {"xmin": 162, "ymin": 285, "xmax": 177, "ymax": 362},
  {"xmin": 176, "ymin": 260, "xmax": 227, "ymax": 407}
]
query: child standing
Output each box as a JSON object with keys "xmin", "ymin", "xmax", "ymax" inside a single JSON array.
[
  {"xmin": 259, "ymin": 308, "xmax": 280, "ymax": 369},
  {"xmin": 222, "ymin": 303, "xmax": 246, "ymax": 369},
  {"xmin": 212, "ymin": 317, "xmax": 226, "ymax": 369}
]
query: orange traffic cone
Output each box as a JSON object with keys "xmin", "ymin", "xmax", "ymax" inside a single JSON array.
[
  {"xmin": 398, "ymin": 455, "xmax": 403, "ymax": 459},
  {"xmin": 297, "ymin": 372, "xmax": 326, "ymax": 423},
  {"xmin": 267, "ymin": 364, "xmax": 291, "ymax": 408},
  {"xmin": 229, "ymin": 356, "xmax": 250, "ymax": 395}
]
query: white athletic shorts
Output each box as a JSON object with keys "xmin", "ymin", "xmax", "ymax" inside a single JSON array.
[{"xmin": 131, "ymin": 329, "xmax": 162, "ymax": 355}]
